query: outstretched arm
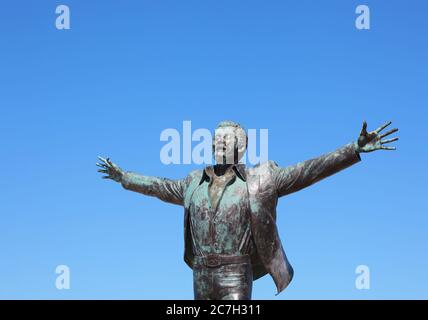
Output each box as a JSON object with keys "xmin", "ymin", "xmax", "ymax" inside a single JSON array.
[
  {"xmin": 96, "ymin": 157, "xmax": 185, "ymax": 206},
  {"xmin": 274, "ymin": 121, "xmax": 399, "ymax": 197}
]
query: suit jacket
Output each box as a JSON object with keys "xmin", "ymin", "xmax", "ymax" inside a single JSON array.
[{"xmin": 121, "ymin": 143, "xmax": 361, "ymax": 295}]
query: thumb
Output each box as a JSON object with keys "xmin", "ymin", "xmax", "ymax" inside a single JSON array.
[{"xmin": 360, "ymin": 121, "xmax": 368, "ymax": 136}]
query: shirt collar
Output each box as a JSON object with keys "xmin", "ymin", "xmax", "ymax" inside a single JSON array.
[{"xmin": 200, "ymin": 164, "xmax": 247, "ymax": 184}]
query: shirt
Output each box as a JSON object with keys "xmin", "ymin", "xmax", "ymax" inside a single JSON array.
[{"xmin": 188, "ymin": 164, "xmax": 253, "ymax": 256}]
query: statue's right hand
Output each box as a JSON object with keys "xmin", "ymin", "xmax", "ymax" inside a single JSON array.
[{"xmin": 96, "ymin": 156, "xmax": 124, "ymax": 183}]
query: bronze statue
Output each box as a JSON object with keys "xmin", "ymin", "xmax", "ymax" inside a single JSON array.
[{"xmin": 96, "ymin": 120, "xmax": 398, "ymax": 300}]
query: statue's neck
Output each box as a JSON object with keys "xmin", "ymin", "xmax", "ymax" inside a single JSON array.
[{"xmin": 213, "ymin": 164, "xmax": 233, "ymax": 177}]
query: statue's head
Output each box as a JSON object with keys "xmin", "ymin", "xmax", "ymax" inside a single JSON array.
[{"xmin": 213, "ymin": 120, "xmax": 247, "ymax": 165}]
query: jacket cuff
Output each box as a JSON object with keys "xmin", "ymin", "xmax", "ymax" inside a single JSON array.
[
  {"xmin": 345, "ymin": 142, "xmax": 362, "ymax": 163},
  {"xmin": 121, "ymin": 172, "xmax": 132, "ymax": 189}
]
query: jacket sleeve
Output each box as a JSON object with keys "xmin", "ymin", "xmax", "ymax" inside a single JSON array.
[
  {"xmin": 273, "ymin": 143, "xmax": 361, "ymax": 197},
  {"xmin": 121, "ymin": 172, "xmax": 186, "ymax": 206}
]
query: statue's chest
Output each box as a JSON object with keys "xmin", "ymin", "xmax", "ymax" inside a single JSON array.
[{"xmin": 189, "ymin": 178, "xmax": 249, "ymax": 223}]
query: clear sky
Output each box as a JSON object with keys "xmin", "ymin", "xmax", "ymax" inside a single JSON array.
[{"xmin": 0, "ymin": 0, "xmax": 427, "ymax": 299}]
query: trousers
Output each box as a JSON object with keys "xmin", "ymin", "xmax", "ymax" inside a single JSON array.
[{"xmin": 193, "ymin": 254, "xmax": 253, "ymax": 300}]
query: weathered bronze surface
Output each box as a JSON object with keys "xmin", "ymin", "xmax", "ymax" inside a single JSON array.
[{"xmin": 97, "ymin": 120, "xmax": 398, "ymax": 299}]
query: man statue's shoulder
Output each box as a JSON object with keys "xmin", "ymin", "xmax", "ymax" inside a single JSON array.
[
  {"xmin": 246, "ymin": 160, "xmax": 279, "ymax": 180},
  {"xmin": 186, "ymin": 168, "xmax": 204, "ymax": 182}
]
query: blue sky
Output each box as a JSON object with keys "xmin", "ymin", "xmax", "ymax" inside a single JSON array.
[{"xmin": 0, "ymin": 0, "xmax": 427, "ymax": 299}]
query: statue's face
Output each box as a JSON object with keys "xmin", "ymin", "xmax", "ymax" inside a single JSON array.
[{"xmin": 213, "ymin": 125, "xmax": 247, "ymax": 165}]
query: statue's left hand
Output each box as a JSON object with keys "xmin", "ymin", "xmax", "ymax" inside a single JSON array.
[{"xmin": 355, "ymin": 121, "xmax": 399, "ymax": 153}]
